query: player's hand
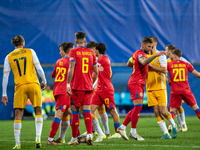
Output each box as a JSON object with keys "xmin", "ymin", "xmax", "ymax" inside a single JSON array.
[
  {"xmin": 98, "ymin": 66, "xmax": 104, "ymax": 72},
  {"xmin": 41, "ymin": 82, "xmax": 47, "ymax": 91},
  {"xmin": 1, "ymin": 96, "xmax": 8, "ymax": 106},
  {"xmin": 156, "ymin": 51, "xmax": 165, "ymax": 56},
  {"xmin": 67, "ymin": 87, "xmax": 72, "ymax": 96}
]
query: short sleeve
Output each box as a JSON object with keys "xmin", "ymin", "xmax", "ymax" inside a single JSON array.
[
  {"xmin": 187, "ymin": 63, "xmax": 194, "ymax": 72},
  {"xmin": 69, "ymin": 50, "xmax": 76, "ymax": 62},
  {"xmin": 159, "ymin": 54, "xmax": 167, "ymax": 67}
]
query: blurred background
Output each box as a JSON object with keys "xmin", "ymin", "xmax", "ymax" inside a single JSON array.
[{"xmin": 0, "ymin": 0, "xmax": 200, "ymax": 119}]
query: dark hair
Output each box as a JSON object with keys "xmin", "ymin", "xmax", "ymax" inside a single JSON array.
[
  {"xmin": 96, "ymin": 43, "xmax": 106, "ymax": 54},
  {"xmin": 166, "ymin": 44, "xmax": 175, "ymax": 51},
  {"xmin": 11, "ymin": 35, "xmax": 25, "ymax": 47},
  {"xmin": 172, "ymin": 49, "xmax": 182, "ymax": 57},
  {"xmin": 59, "ymin": 42, "xmax": 74, "ymax": 54},
  {"xmin": 75, "ymin": 31, "xmax": 86, "ymax": 44},
  {"xmin": 142, "ymin": 37, "xmax": 153, "ymax": 44},
  {"xmin": 86, "ymin": 41, "xmax": 97, "ymax": 49},
  {"xmin": 149, "ymin": 36, "xmax": 158, "ymax": 43}
]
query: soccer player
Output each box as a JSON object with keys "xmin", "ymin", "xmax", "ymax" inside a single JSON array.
[
  {"xmin": 91, "ymin": 43, "xmax": 121, "ymax": 142},
  {"xmin": 1, "ymin": 35, "xmax": 47, "ymax": 149},
  {"xmin": 167, "ymin": 49, "xmax": 200, "ymax": 122},
  {"xmin": 47, "ymin": 42, "xmax": 74, "ymax": 145},
  {"xmin": 87, "ymin": 41, "xmax": 111, "ymax": 138},
  {"xmin": 146, "ymin": 37, "xmax": 177, "ymax": 139},
  {"xmin": 165, "ymin": 45, "xmax": 188, "ymax": 132},
  {"xmin": 67, "ymin": 31, "xmax": 98, "ymax": 145},
  {"xmin": 117, "ymin": 37, "xmax": 166, "ymax": 141},
  {"xmin": 81, "ymin": 41, "xmax": 111, "ymax": 140}
]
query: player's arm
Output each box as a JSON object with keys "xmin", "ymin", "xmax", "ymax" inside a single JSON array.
[
  {"xmin": 191, "ymin": 69, "xmax": 200, "ymax": 78},
  {"xmin": 92, "ymin": 64, "xmax": 98, "ymax": 84},
  {"xmin": 148, "ymin": 64, "xmax": 167, "ymax": 74},
  {"xmin": 1, "ymin": 56, "xmax": 10, "ymax": 106},
  {"xmin": 31, "ymin": 50, "xmax": 47, "ymax": 91},
  {"xmin": 127, "ymin": 57, "xmax": 133, "ymax": 67},
  {"xmin": 67, "ymin": 61, "xmax": 75, "ymax": 95},
  {"xmin": 139, "ymin": 51, "xmax": 165, "ymax": 65}
]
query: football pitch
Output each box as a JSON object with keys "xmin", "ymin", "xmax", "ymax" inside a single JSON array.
[{"xmin": 0, "ymin": 116, "xmax": 199, "ymax": 150}]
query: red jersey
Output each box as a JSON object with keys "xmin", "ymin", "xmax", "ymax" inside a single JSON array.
[
  {"xmin": 128, "ymin": 50, "xmax": 148, "ymax": 85},
  {"xmin": 96, "ymin": 55, "xmax": 114, "ymax": 93},
  {"xmin": 167, "ymin": 60, "xmax": 194, "ymax": 94},
  {"xmin": 70, "ymin": 46, "xmax": 97, "ymax": 91},
  {"xmin": 52, "ymin": 56, "xmax": 69, "ymax": 96}
]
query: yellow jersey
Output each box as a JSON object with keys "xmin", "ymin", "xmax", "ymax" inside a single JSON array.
[
  {"xmin": 146, "ymin": 50, "xmax": 167, "ymax": 91},
  {"xmin": 7, "ymin": 48, "xmax": 39, "ymax": 88}
]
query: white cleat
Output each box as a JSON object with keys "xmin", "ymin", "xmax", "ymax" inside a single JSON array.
[
  {"xmin": 108, "ymin": 132, "xmax": 121, "ymax": 139},
  {"xmin": 117, "ymin": 127, "xmax": 129, "ymax": 140},
  {"xmin": 129, "ymin": 133, "xmax": 144, "ymax": 141},
  {"xmin": 182, "ymin": 124, "xmax": 188, "ymax": 132},
  {"xmin": 94, "ymin": 134, "xmax": 106, "ymax": 143}
]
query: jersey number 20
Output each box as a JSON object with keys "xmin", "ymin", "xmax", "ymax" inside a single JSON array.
[{"xmin": 173, "ymin": 68, "xmax": 185, "ymax": 81}]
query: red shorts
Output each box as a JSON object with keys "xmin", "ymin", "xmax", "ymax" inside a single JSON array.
[
  {"xmin": 71, "ymin": 90, "xmax": 93, "ymax": 107},
  {"xmin": 92, "ymin": 90, "xmax": 116, "ymax": 110},
  {"xmin": 128, "ymin": 83, "xmax": 145, "ymax": 100},
  {"xmin": 170, "ymin": 90, "xmax": 196, "ymax": 108},
  {"xmin": 54, "ymin": 94, "xmax": 70, "ymax": 112}
]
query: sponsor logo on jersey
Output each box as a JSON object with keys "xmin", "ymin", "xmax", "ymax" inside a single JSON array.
[{"xmin": 140, "ymin": 93, "xmax": 143, "ymax": 97}]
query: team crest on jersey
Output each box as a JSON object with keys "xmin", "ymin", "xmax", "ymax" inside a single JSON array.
[
  {"xmin": 140, "ymin": 93, "xmax": 143, "ymax": 97},
  {"xmin": 63, "ymin": 105, "xmax": 66, "ymax": 109},
  {"xmin": 59, "ymin": 62, "xmax": 63, "ymax": 66},
  {"xmin": 138, "ymin": 54, "xmax": 143, "ymax": 59},
  {"xmin": 154, "ymin": 60, "xmax": 157, "ymax": 63}
]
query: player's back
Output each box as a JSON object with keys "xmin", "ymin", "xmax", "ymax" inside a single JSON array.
[
  {"xmin": 167, "ymin": 60, "xmax": 193, "ymax": 94},
  {"xmin": 70, "ymin": 47, "xmax": 96, "ymax": 91},
  {"xmin": 52, "ymin": 57, "xmax": 69, "ymax": 96},
  {"xmin": 129, "ymin": 50, "xmax": 148, "ymax": 85},
  {"xmin": 97, "ymin": 55, "xmax": 114, "ymax": 92},
  {"xmin": 7, "ymin": 48, "xmax": 39, "ymax": 88}
]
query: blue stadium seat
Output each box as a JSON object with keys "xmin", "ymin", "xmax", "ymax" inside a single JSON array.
[
  {"xmin": 114, "ymin": 92, "xmax": 121, "ymax": 106},
  {"xmin": 120, "ymin": 92, "xmax": 132, "ymax": 105}
]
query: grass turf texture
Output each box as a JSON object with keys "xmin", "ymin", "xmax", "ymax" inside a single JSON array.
[{"xmin": 0, "ymin": 116, "xmax": 199, "ymax": 150}]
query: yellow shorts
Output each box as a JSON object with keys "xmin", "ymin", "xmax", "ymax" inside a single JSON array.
[
  {"xmin": 14, "ymin": 83, "xmax": 42, "ymax": 108},
  {"xmin": 147, "ymin": 89, "xmax": 167, "ymax": 107}
]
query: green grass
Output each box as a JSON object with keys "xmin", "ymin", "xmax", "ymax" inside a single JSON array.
[{"xmin": 0, "ymin": 116, "xmax": 199, "ymax": 150}]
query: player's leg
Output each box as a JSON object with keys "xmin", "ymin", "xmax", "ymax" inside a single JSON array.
[
  {"xmin": 129, "ymin": 99, "xmax": 144, "ymax": 141},
  {"xmin": 55, "ymin": 110, "xmax": 71, "ymax": 143},
  {"xmin": 13, "ymin": 108, "xmax": 23, "ymax": 149},
  {"xmin": 91, "ymin": 104, "xmax": 105, "ymax": 142},
  {"xmin": 175, "ymin": 109, "xmax": 182, "ymax": 131},
  {"xmin": 47, "ymin": 108, "xmax": 63, "ymax": 145},
  {"xmin": 98, "ymin": 105, "xmax": 111, "ymax": 137},
  {"xmin": 178, "ymin": 106, "xmax": 187, "ymax": 131},
  {"xmin": 191, "ymin": 104, "xmax": 200, "ymax": 119},
  {"xmin": 13, "ymin": 84, "xmax": 28, "ymax": 149},
  {"xmin": 82, "ymin": 104, "xmax": 93, "ymax": 145},
  {"xmin": 153, "ymin": 105, "xmax": 171, "ymax": 140},
  {"xmin": 108, "ymin": 108, "xmax": 121, "ymax": 139}
]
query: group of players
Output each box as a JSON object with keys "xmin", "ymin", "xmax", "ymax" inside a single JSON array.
[{"xmin": 2, "ymin": 33, "xmax": 200, "ymax": 149}]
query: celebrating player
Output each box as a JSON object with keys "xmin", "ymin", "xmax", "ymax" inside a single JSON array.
[
  {"xmin": 67, "ymin": 31, "xmax": 98, "ymax": 145},
  {"xmin": 47, "ymin": 42, "xmax": 74, "ymax": 145},
  {"xmin": 165, "ymin": 45, "xmax": 188, "ymax": 132},
  {"xmin": 91, "ymin": 43, "xmax": 121, "ymax": 142},
  {"xmin": 1, "ymin": 35, "xmax": 47, "ymax": 149},
  {"xmin": 167, "ymin": 49, "xmax": 200, "ymax": 122},
  {"xmin": 146, "ymin": 37, "xmax": 177, "ymax": 139},
  {"xmin": 117, "ymin": 37, "xmax": 166, "ymax": 141}
]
